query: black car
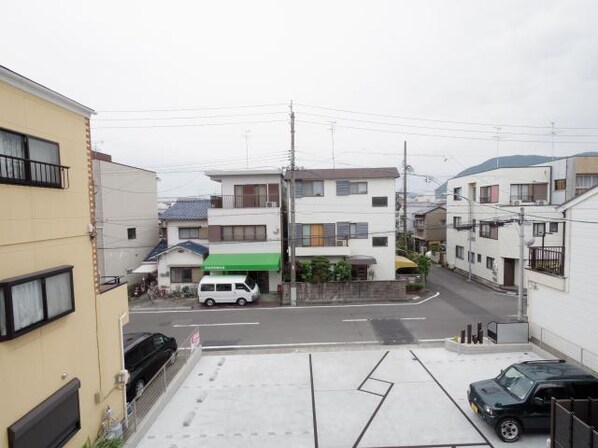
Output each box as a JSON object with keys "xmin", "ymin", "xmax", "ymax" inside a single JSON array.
[
  {"xmin": 124, "ymin": 332, "xmax": 178, "ymax": 402},
  {"xmin": 467, "ymin": 359, "xmax": 598, "ymax": 442}
]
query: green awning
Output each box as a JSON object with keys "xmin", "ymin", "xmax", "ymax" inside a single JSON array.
[{"xmin": 202, "ymin": 253, "xmax": 281, "ymax": 271}]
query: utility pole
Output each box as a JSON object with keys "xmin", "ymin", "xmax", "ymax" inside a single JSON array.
[
  {"xmin": 243, "ymin": 130, "xmax": 251, "ymax": 168},
  {"xmin": 403, "ymin": 141, "xmax": 408, "ymax": 250},
  {"xmin": 517, "ymin": 207, "xmax": 525, "ymax": 321},
  {"xmin": 329, "ymin": 121, "xmax": 337, "ymax": 169},
  {"xmin": 550, "ymin": 122, "xmax": 555, "ymax": 161},
  {"xmin": 289, "ymin": 101, "xmax": 297, "ymax": 307}
]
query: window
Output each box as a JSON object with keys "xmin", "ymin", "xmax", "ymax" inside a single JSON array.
[
  {"xmin": 349, "ymin": 182, "xmax": 368, "ymax": 194},
  {"xmin": 0, "ymin": 129, "xmax": 67, "ymax": 189},
  {"xmin": 336, "ymin": 180, "xmax": 367, "ymax": 195},
  {"xmin": 453, "ymin": 216, "xmax": 462, "ymax": 228},
  {"xmin": 468, "ymin": 183, "xmax": 477, "ymax": 202},
  {"xmin": 372, "ymin": 236, "xmax": 388, "ymax": 247},
  {"xmin": 477, "ymin": 254, "xmax": 482, "ymax": 263},
  {"xmin": 468, "ymin": 252, "xmax": 475, "ymax": 263},
  {"xmin": 372, "ymin": 196, "xmax": 388, "ymax": 207},
  {"xmin": 486, "ymin": 257, "xmax": 495, "ymax": 269},
  {"xmin": 554, "ymin": 179, "xmax": 566, "ymax": 191},
  {"xmin": 455, "ymin": 245, "xmax": 464, "ymax": 259},
  {"xmin": 170, "ymin": 267, "xmax": 193, "ymax": 283},
  {"xmin": 301, "ymin": 180, "xmax": 324, "ymax": 197},
  {"xmin": 549, "ymin": 222, "xmax": 558, "ymax": 233},
  {"xmin": 200, "ymin": 284, "xmax": 215, "ymax": 292},
  {"xmin": 0, "ymin": 266, "xmax": 74, "ymax": 340},
  {"xmin": 453, "ymin": 187, "xmax": 462, "ymax": 200},
  {"xmin": 234, "ymin": 184, "xmax": 268, "ymax": 207},
  {"xmin": 221, "ymin": 225, "xmax": 267, "ymax": 241},
  {"xmin": 533, "ymin": 223, "xmax": 546, "ymax": 236},
  {"xmin": 480, "ymin": 185, "xmax": 499, "ymax": 203},
  {"xmin": 235, "ymin": 283, "xmax": 250, "ymax": 292},
  {"xmin": 575, "ymin": 174, "xmax": 598, "ymax": 196},
  {"xmin": 510, "ymin": 183, "xmax": 547, "ymax": 203},
  {"xmin": 216, "ymin": 284, "xmax": 232, "ymax": 292},
  {"xmin": 127, "ymin": 228, "xmax": 136, "ymax": 240},
  {"xmin": 479, "ymin": 222, "xmax": 498, "ymax": 239},
  {"xmin": 179, "ymin": 227, "xmax": 200, "ymax": 239}
]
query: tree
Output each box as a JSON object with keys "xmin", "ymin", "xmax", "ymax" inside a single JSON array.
[
  {"xmin": 310, "ymin": 256, "xmax": 331, "ymax": 284},
  {"xmin": 333, "ymin": 260, "xmax": 351, "ymax": 281},
  {"xmin": 416, "ymin": 255, "xmax": 432, "ymax": 283},
  {"xmin": 299, "ymin": 261, "xmax": 312, "ymax": 283}
]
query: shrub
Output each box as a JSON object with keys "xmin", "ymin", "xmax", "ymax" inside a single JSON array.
[
  {"xmin": 406, "ymin": 282, "xmax": 424, "ymax": 292},
  {"xmin": 311, "ymin": 256, "xmax": 331, "ymax": 284},
  {"xmin": 332, "ymin": 260, "xmax": 351, "ymax": 282}
]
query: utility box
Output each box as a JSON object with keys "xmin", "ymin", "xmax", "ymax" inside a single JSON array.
[{"xmin": 487, "ymin": 321, "xmax": 529, "ymax": 344}]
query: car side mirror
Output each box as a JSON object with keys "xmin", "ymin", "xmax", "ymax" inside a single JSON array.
[{"xmin": 533, "ymin": 397, "xmax": 545, "ymax": 406}]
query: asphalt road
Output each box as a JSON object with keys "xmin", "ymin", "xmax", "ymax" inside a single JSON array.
[{"xmin": 125, "ymin": 265, "xmax": 518, "ymax": 350}]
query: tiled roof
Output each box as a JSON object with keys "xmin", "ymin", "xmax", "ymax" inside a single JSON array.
[
  {"xmin": 145, "ymin": 240, "xmax": 208, "ymax": 261},
  {"xmin": 285, "ymin": 167, "xmax": 399, "ymax": 181},
  {"xmin": 160, "ymin": 199, "xmax": 210, "ymax": 221}
]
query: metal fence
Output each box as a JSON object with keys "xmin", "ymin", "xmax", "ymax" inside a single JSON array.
[
  {"xmin": 123, "ymin": 330, "xmax": 201, "ymax": 441},
  {"xmin": 551, "ymin": 398, "xmax": 598, "ymax": 447},
  {"xmin": 528, "ymin": 246, "xmax": 565, "ymax": 276}
]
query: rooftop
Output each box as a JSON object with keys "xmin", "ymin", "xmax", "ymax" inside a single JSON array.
[
  {"xmin": 285, "ymin": 167, "xmax": 400, "ymax": 181},
  {"xmin": 160, "ymin": 199, "xmax": 210, "ymax": 221}
]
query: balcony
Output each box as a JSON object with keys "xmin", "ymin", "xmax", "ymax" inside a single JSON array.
[
  {"xmin": 295, "ymin": 238, "xmax": 350, "ymax": 257},
  {"xmin": 0, "ymin": 154, "xmax": 69, "ymax": 189},
  {"xmin": 528, "ymin": 246, "xmax": 564, "ymax": 277},
  {"xmin": 510, "ymin": 195, "xmax": 547, "ymax": 205},
  {"xmin": 210, "ymin": 194, "xmax": 279, "ymax": 209}
]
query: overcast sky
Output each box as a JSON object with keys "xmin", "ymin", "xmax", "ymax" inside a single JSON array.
[{"xmin": 3, "ymin": 0, "xmax": 598, "ymax": 198}]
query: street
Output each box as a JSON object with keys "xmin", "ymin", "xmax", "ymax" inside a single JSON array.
[{"xmin": 125, "ymin": 266, "xmax": 518, "ymax": 350}]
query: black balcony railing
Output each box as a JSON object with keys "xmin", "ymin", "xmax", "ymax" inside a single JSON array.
[
  {"xmin": 210, "ymin": 194, "xmax": 279, "ymax": 209},
  {"xmin": 528, "ymin": 246, "xmax": 564, "ymax": 276},
  {"xmin": 0, "ymin": 154, "xmax": 69, "ymax": 189}
]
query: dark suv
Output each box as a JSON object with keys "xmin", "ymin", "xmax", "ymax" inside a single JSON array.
[
  {"xmin": 124, "ymin": 332, "xmax": 178, "ymax": 402},
  {"xmin": 468, "ymin": 359, "xmax": 598, "ymax": 442}
]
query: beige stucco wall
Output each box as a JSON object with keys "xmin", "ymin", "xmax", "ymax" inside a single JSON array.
[{"xmin": 0, "ymin": 79, "xmax": 127, "ymax": 447}]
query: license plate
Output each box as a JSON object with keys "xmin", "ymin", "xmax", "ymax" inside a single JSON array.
[{"xmin": 470, "ymin": 402, "xmax": 479, "ymax": 413}]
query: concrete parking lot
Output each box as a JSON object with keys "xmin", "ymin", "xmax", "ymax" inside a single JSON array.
[{"xmin": 133, "ymin": 346, "xmax": 551, "ymax": 448}]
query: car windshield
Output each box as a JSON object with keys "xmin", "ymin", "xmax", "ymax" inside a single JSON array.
[
  {"xmin": 497, "ymin": 366, "xmax": 535, "ymax": 399},
  {"xmin": 245, "ymin": 277, "xmax": 256, "ymax": 290}
]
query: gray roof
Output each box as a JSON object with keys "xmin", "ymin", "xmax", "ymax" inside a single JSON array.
[
  {"xmin": 285, "ymin": 167, "xmax": 399, "ymax": 181},
  {"xmin": 413, "ymin": 204, "xmax": 446, "ymax": 216},
  {"xmin": 160, "ymin": 199, "xmax": 210, "ymax": 221}
]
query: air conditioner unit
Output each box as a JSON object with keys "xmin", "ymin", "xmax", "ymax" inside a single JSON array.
[
  {"xmin": 266, "ymin": 201, "xmax": 277, "ymax": 208},
  {"xmin": 512, "ymin": 200, "xmax": 522, "ymax": 206},
  {"xmin": 535, "ymin": 200, "xmax": 547, "ymax": 206},
  {"xmin": 336, "ymin": 240, "xmax": 347, "ymax": 247}
]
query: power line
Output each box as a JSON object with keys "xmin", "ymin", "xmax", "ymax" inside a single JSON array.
[
  {"xmin": 93, "ymin": 111, "xmax": 286, "ymax": 121},
  {"xmin": 96, "ymin": 102, "xmax": 288, "ymax": 113},
  {"xmin": 93, "ymin": 119, "xmax": 287, "ymax": 130}
]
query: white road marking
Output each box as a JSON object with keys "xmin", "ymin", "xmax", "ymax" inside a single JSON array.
[
  {"xmin": 173, "ymin": 322, "xmax": 260, "ymax": 327},
  {"xmin": 202, "ymin": 340, "xmax": 380, "ymax": 350},
  {"xmin": 418, "ymin": 338, "xmax": 446, "ymax": 342},
  {"xmin": 130, "ymin": 293, "xmax": 441, "ymax": 314},
  {"xmin": 342, "ymin": 317, "xmax": 427, "ymax": 322}
]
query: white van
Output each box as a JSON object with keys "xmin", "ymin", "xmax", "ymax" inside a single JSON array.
[{"xmin": 198, "ymin": 275, "xmax": 260, "ymax": 307}]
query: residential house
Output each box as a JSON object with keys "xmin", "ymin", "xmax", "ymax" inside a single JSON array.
[
  {"xmin": 92, "ymin": 151, "xmax": 159, "ymax": 284},
  {"xmin": 0, "ymin": 66, "xmax": 128, "ymax": 447},
  {"xmin": 287, "ymin": 167, "xmax": 399, "ymax": 281},
  {"xmin": 526, "ymin": 185, "xmax": 598, "ymax": 373},
  {"xmin": 203, "ymin": 170, "xmax": 283, "ymax": 293},
  {"xmin": 138, "ymin": 198, "xmax": 210, "ymax": 291},
  {"xmin": 445, "ymin": 156, "xmax": 598, "ymax": 288},
  {"xmin": 412, "ymin": 204, "xmax": 447, "ymax": 253}
]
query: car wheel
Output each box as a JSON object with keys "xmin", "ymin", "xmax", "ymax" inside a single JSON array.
[
  {"xmin": 236, "ymin": 297, "xmax": 247, "ymax": 306},
  {"xmin": 168, "ymin": 350, "xmax": 177, "ymax": 366},
  {"xmin": 205, "ymin": 298, "xmax": 215, "ymax": 307},
  {"xmin": 496, "ymin": 417, "xmax": 522, "ymax": 442},
  {"xmin": 134, "ymin": 379, "xmax": 146, "ymax": 399}
]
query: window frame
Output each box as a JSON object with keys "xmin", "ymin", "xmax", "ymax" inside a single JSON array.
[
  {"xmin": 480, "ymin": 185, "xmax": 499, "ymax": 204},
  {"xmin": 486, "ymin": 257, "xmax": 495, "ymax": 270},
  {"xmin": 221, "ymin": 225, "xmax": 267, "ymax": 241},
  {"xmin": 372, "ymin": 236, "xmax": 388, "ymax": 247},
  {"xmin": 170, "ymin": 267, "xmax": 193, "ymax": 283},
  {"xmin": 0, "ymin": 266, "xmax": 74, "ymax": 341},
  {"xmin": 302, "ymin": 180, "xmax": 324, "ymax": 197},
  {"xmin": 349, "ymin": 181, "xmax": 368, "ymax": 194},
  {"xmin": 549, "ymin": 222, "xmax": 558, "ymax": 233},
  {"xmin": 178, "ymin": 227, "xmax": 200, "ymax": 239},
  {"xmin": 453, "ymin": 187, "xmax": 462, "ymax": 201},
  {"xmin": 0, "ymin": 127, "xmax": 67, "ymax": 189},
  {"xmin": 455, "ymin": 245, "xmax": 464, "ymax": 259},
  {"xmin": 533, "ymin": 223, "xmax": 546, "ymax": 237},
  {"xmin": 479, "ymin": 221, "xmax": 498, "ymax": 239},
  {"xmin": 371, "ymin": 196, "xmax": 388, "ymax": 207},
  {"xmin": 554, "ymin": 179, "xmax": 566, "ymax": 191},
  {"xmin": 127, "ymin": 228, "xmax": 137, "ymax": 240}
]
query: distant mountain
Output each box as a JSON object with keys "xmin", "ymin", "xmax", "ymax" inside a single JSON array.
[{"xmin": 434, "ymin": 152, "xmax": 598, "ymax": 198}]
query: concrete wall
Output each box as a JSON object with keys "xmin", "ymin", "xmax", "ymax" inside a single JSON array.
[
  {"xmin": 528, "ymin": 189, "xmax": 598, "ymax": 373},
  {"xmin": 166, "ymin": 219, "xmax": 208, "ymax": 247},
  {"xmin": 282, "ymin": 280, "xmax": 407, "ymax": 304},
  {"xmin": 294, "ymin": 177, "xmax": 397, "ymax": 280},
  {"xmin": 0, "ymin": 76, "xmax": 127, "ymax": 447},
  {"xmin": 94, "ymin": 159, "xmax": 159, "ymax": 283}
]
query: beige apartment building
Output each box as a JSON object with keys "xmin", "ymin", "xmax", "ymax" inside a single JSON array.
[{"xmin": 0, "ymin": 66, "xmax": 128, "ymax": 447}]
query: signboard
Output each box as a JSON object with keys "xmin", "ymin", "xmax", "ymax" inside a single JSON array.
[{"xmin": 190, "ymin": 330, "xmax": 201, "ymax": 352}]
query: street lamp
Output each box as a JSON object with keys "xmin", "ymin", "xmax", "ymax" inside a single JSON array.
[{"xmin": 445, "ymin": 192, "xmax": 473, "ymax": 282}]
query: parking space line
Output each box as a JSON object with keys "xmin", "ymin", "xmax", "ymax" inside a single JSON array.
[
  {"xmin": 173, "ymin": 322, "xmax": 259, "ymax": 327},
  {"xmin": 342, "ymin": 317, "xmax": 426, "ymax": 323},
  {"xmin": 202, "ymin": 340, "xmax": 380, "ymax": 350},
  {"xmin": 309, "ymin": 354, "xmax": 319, "ymax": 448},
  {"xmin": 409, "ymin": 350, "xmax": 494, "ymax": 448}
]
